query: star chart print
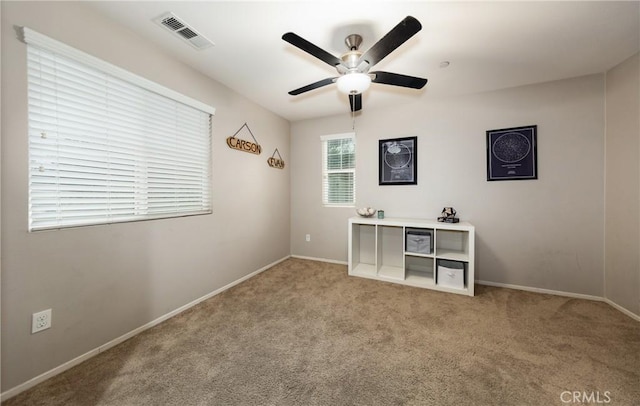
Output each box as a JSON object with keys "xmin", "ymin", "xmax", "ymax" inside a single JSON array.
[
  {"xmin": 487, "ymin": 125, "xmax": 537, "ymax": 181},
  {"xmin": 379, "ymin": 136, "xmax": 417, "ymax": 185}
]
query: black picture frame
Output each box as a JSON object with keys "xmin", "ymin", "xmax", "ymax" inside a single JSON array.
[
  {"xmin": 379, "ymin": 136, "xmax": 417, "ymax": 185},
  {"xmin": 486, "ymin": 125, "xmax": 537, "ymax": 181}
]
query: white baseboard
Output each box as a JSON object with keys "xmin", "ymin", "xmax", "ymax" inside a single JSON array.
[
  {"xmin": 290, "ymin": 255, "xmax": 348, "ymax": 265},
  {"xmin": 603, "ymin": 298, "xmax": 640, "ymax": 322},
  {"xmin": 0, "ymin": 255, "xmax": 291, "ymax": 402},
  {"xmin": 476, "ymin": 280, "xmax": 604, "ymax": 301},
  {"xmin": 477, "ymin": 279, "xmax": 640, "ymax": 322}
]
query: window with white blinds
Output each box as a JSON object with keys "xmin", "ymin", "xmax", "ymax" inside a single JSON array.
[
  {"xmin": 25, "ymin": 28, "xmax": 214, "ymax": 231},
  {"xmin": 321, "ymin": 133, "xmax": 355, "ymax": 206}
]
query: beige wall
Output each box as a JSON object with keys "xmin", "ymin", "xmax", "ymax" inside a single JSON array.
[
  {"xmin": 1, "ymin": 1, "xmax": 290, "ymax": 391},
  {"xmin": 605, "ymin": 53, "xmax": 640, "ymax": 316},
  {"xmin": 291, "ymin": 74, "xmax": 605, "ymax": 296}
]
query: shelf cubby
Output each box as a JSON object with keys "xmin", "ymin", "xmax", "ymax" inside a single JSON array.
[
  {"xmin": 349, "ymin": 223, "xmax": 376, "ymax": 278},
  {"xmin": 435, "ymin": 229, "xmax": 470, "ymax": 261},
  {"xmin": 405, "ymin": 227, "xmax": 434, "ymax": 256},
  {"xmin": 405, "ymin": 255, "xmax": 435, "ymax": 287},
  {"xmin": 377, "ymin": 225, "xmax": 404, "ymax": 280}
]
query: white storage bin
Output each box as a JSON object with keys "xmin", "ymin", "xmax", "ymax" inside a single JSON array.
[
  {"xmin": 437, "ymin": 260, "xmax": 465, "ymax": 290},
  {"xmin": 406, "ymin": 229, "xmax": 432, "ymax": 254}
]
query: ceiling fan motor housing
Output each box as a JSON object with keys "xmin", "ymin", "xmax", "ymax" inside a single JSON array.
[
  {"xmin": 339, "ymin": 34, "xmax": 370, "ymax": 74},
  {"xmin": 339, "ymin": 51, "xmax": 367, "ymax": 72}
]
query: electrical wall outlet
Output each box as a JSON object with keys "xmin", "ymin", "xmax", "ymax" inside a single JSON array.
[
  {"xmin": 32, "ymin": 309, "xmax": 52, "ymax": 334},
  {"xmin": 305, "ymin": 234, "xmax": 311, "ymax": 242}
]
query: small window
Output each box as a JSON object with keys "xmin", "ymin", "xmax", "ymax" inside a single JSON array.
[
  {"xmin": 24, "ymin": 28, "xmax": 214, "ymax": 231},
  {"xmin": 321, "ymin": 133, "xmax": 355, "ymax": 206}
]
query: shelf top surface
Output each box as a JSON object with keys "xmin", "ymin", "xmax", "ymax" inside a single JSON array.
[{"xmin": 349, "ymin": 216, "xmax": 474, "ymax": 230}]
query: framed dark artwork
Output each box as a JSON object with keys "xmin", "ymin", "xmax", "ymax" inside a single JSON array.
[
  {"xmin": 379, "ymin": 136, "xmax": 417, "ymax": 185},
  {"xmin": 486, "ymin": 125, "xmax": 537, "ymax": 181}
]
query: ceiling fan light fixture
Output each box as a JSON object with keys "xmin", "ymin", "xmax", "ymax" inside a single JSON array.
[{"xmin": 336, "ymin": 73, "xmax": 371, "ymax": 95}]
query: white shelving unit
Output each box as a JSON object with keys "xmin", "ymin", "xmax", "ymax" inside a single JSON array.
[{"xmin": 348, "ymin": 217, "xmax": 475, "ymax": 296}]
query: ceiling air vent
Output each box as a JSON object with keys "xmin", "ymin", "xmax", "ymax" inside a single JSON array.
[{"xmin": 153, "ymin": 12, "xmax": 214, "ymax": 50}]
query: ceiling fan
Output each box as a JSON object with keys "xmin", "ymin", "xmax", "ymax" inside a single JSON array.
[{"xmin": 282, "ymin": 16, "xmax": 428, "ymax": 113}]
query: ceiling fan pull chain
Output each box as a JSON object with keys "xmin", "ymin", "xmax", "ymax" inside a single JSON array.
[{"xmin": 352, "ymin": 109, "xmax": 355, "ymax": 130}]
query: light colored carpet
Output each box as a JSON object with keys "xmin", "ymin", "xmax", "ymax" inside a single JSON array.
[{"xmin": 4, "ymin": 258, "xmax": 640, "ymax": 405}]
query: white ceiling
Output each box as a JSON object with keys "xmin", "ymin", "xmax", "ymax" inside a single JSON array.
[{"xmin": 87, "ymin": 1, "xmax": 639, "ymax": 122}]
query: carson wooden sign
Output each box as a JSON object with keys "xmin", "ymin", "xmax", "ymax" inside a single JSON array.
[
  {"xmin": 227, "ymin": 123, "xmax": 262, "ymax": 155},
  {"xmin": 227, "ymin": 136, "xmax": 262, "ymax": 155}
]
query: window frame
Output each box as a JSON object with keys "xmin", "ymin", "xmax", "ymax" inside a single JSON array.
[
  {"xmin": 23, "ymin": 27, "xmax": 215, "ymax": 231},
  {"xmin": 320, "ymin": 132, "xmax": 356, "ymax": 207}
]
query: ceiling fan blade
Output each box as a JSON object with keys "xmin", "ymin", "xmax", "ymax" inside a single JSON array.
[
  {"xmin": 358, "ymin": 16, "xmax": 422, "ymax": 68},
  {"xmin": 371, "ymin": 71, "xmax": 428, "ymax": 89},
  {"xmin": 282, "ymin": 32, "xmax": 342, "ymax": 67},
  {"xmin": 349, "ymin": 93, "xmax": 362, "ymax": 112},
  {"xmin": 288, "ymin": 77, "xmax": 337, "ymax": 95}
]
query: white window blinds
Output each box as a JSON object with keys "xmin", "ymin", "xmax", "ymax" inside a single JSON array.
[
  {"xmin": 321, "ymin": 133, "xmax": 355, "ymax": 206},
  {"xmin": 25, "ymin": 28, "xmax": 214, "ymax": 231}
]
